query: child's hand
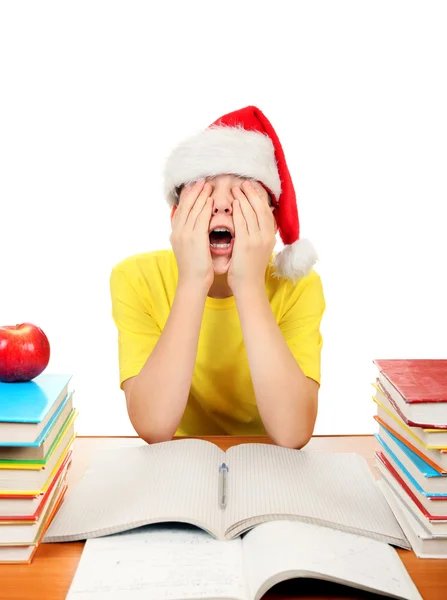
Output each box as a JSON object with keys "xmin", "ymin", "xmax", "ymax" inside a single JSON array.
[
  {"xmin": 228, "ymin": 180, "xmax": 276, "ymax": 294},
  {"xmin": 170, "ymin": 179, "xmax": 214, "ymax": 291}
]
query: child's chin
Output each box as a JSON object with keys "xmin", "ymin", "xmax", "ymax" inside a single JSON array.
[{"xmin": 212, "ymin": 255, "xmax": 231, "ymax": 275}]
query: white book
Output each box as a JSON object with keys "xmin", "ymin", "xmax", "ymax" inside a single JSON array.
[
  {"xmin": 44, "ymin": 439, "xmax": 409, "ymax": 548},
  {"xmin": 0, "ymin": 543, "xmax": 36, "ymax": 564},
  {"xmin": 379, "ymin": 480, "xmax": 447, "ymax": 558},
  {"xmin": 373, "ymin": 384, "xmax": 447, "ymax": 448},
  {"xmin": 375, "ymin": 457, "xmax": 447, "ymax": 536},
  {"xmin": 0, "ymin": 423, "xmax": 75, "ymax": 492},
  {"xmin": 0, "ymin": 492, "xmax": 46, "ymax": 518},
  {"xmin": 65, "ymin": 520, "xmax": 422, "ymax": 600},
  {"xmin": 0, "ymin": 475, "xmax": 67, "ymax": 564},
  {"xmin": 0, "ymin": 468, "xmax": 66, "ymax": 545}
]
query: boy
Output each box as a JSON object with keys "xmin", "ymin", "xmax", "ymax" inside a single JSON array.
[{"xmin": 109, "ymin": 106, "xmax": 325, "ymax": 448}]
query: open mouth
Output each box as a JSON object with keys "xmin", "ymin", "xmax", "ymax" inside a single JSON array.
[{"xmin": 209, "ymin": 227, "xmax": 233, "ymax": 249}]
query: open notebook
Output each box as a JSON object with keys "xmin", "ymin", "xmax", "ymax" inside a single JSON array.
[
  {"xmin": 44, "ymin": 439, "xmax": 409, "ymax": 547},
  {"xmin": 66, "ymin": 521, "xmax": 422, "ymax": 600}
]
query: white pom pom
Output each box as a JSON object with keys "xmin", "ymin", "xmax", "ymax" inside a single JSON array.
[{"xmin": 272, "ymin": 239, "xmax": 318, "ymax": 281}]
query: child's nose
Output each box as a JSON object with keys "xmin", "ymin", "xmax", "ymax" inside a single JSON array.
[
  {"xmin": 212, "ymin": 197, "xmax": 233, "ymax": 215},
  {"xmin": 213, "ymin": 205, "xmax": 232, "ymax": 214}
]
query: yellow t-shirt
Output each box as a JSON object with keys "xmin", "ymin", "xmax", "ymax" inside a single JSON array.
[{"xmin": 109, "ymin": 249, "xmax": 325, "ymax": 436}]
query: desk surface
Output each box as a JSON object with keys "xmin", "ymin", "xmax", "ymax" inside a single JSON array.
[{"xmin": 0, "ymin": 435, "xmax": 446, "ymax": 600}]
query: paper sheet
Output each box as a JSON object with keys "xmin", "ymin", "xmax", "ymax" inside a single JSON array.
[
  {"xmin": 242, "ymin": 520, "xmax": 422, "ymax": 600},
  {"xmin": 225, "ymin": 443, "xmax": 409, "ymax": 546},
  {"xmin": 66, "ymin": 524, "xmax": 248, "ymax": 600},
  {"xmin": 44, "ymin": 439, "xmax": 224, "ymax": 541}
]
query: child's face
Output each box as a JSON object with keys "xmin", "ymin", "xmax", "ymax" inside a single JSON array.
[{"xmin": 173, "ymin": 174, "xmax": 277, "ymax": 276}]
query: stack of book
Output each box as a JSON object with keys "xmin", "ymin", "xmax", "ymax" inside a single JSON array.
[
  {"xmin": 0, "ymin": 373, "xmax": 77, "ymax": 564},
  {"xmin": 372, "ymin": 358, "xmax": 447, "ymax": 558}
]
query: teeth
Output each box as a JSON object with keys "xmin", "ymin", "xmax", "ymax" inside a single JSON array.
[
  {"xmin": 212, "ymin": 227, "xmax": 230, "ymax": 233},
  {"xmin": 211, "ymin": 243, "xmax": 231, "ymax": 248}
]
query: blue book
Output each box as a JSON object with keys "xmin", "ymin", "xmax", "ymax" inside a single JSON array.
[
  {"xmin": 378, "ymin": 425, "xmax": 441, "ymax": 478},
  {"xmin": 0, "ymin": 392, "xmax": 73, "ymax": 449},
  {"xmin": 0, "ymin": 374, "xmax": 73, "ymax": 445},
  {"xmin": 375, "ymin": 432, "xmax": 447, "ymax": 498}
]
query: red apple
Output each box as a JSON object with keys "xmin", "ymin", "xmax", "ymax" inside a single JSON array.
[{"xmin": 0, "ymin": 323, "xmax": 50, "ymax": 383}]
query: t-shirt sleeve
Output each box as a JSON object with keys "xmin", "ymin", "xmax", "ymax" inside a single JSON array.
[
  {"xmin": 109, "ymin": 266, "xmax": 161, "ymax": 389},
  {"xmin": 278, "ymin": 271, "xmax": 326, "ymax": 385}
]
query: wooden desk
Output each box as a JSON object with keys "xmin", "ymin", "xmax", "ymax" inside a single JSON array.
[{"xmin": 0, "ymin": 435, "xmax": 446, "ymax": 600}]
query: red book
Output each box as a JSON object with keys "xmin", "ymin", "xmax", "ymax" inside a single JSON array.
[
  {"xmin": 373, "ymin": 359, "xmax": 447, "ymax": 428},
  {"xmin": 375, "ymin": 451, "xmax": 447, "ymax": 520}
]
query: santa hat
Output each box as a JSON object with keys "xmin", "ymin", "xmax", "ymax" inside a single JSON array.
[{"xmin": 162, "ymin": 105, "xmax": 317, "ymax": 280}]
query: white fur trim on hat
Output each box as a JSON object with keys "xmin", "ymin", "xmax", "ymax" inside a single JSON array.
[
  {"xmin": 163, "ymin": 124, "xmax": 282, "ymax": 207},
  {"xmin": 272, "ymin": 239, "xmax": 318, "ymax": 280}
]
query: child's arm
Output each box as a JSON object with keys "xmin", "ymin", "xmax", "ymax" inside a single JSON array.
[
  {"xmin": 234, "ymin": 283, "xmax": 320, "ymax": 449},
  {"xmin": 124, "ymin": 282, "xmax": 208, "ymax": 443},
  {"xmin": 229, "ymin": 181, "xmax": 322, "ymax": 449},
  {"xmin": 123, "ymin": 180, "xmax": 214, "ymax": 443}
]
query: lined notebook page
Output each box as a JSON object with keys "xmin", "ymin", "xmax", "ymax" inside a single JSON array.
[
  {"xmin": 224, "ymin": 444, "xmax": 408, "ymax": 546},
  {"xmin": 67, "ymin": 525, "xmax": 249, "ymax": 600},
  {"xmin": 44, "ymin": 439, "xmax": 224, "ymax": 542},
  {"xmin": 242, "ymin": 520, "xmax": 422, "ymax": 600}
]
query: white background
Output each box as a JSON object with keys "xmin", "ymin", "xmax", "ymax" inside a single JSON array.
[{"xmin": 1, "ymin": 1, "xmax": 446, "ymax": 436}]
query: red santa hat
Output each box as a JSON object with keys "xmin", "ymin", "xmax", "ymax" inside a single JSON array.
[{"xmin": 162, "ymin": 105, "xmax": 317, "ymax": 280}]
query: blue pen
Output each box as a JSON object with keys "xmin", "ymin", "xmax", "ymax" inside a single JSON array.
[{"xmin": 219, "ymin": 463, "xmax": 228, "ymax": 509}]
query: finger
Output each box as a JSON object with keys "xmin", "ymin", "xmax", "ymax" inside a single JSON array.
[
  {"xmin": 241, "ymin": 180, "xmax": 274, "ymax": 232},
  {"xmin": 173, "ymin": 179, "xmax": 205, "ymax": 228},
  {"xmin": 195, "ymin": 195, "xmax": 214, "ymax": 231},
  {"xmin": 187, "ymin": 182, "xmax": 213, "ymax": 229},
  {"xmin": 246, "ymin": 179, "xmax": 270, "ymax": 205},
  {"xmin": 232, "ymin": 186, "xmax": 259, "ymax": 234},
  {"xmin": 232, "ymin": 199, "xmax": 248, "ymax": 237}
]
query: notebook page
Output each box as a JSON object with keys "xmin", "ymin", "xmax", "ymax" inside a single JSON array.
[
  {"xmin": 44, "ymin": 439, "xmax": 224, "ymax": 542},
  {"xmin": 224, "ymin": 444, "xmax": 408, "ymax": 546},
  {"xmin": 66, "ymin": 525, "xmax": 249, "ymax": 600},
  {"xmin": 242, "ymin": 520, "xmax": 422, "ymax": 600}
]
